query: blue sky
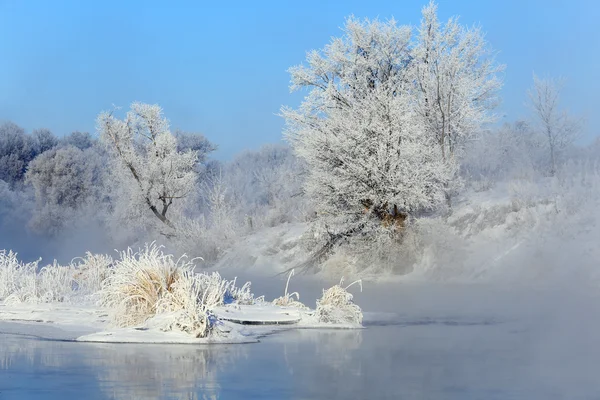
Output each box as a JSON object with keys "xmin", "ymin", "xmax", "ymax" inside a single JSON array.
[{"xmin": 0, "ymin": 0, "xmax": 598, "ymax": 158}]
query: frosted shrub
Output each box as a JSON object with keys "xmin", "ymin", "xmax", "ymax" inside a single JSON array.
[
  {"xmin": 509, "ymin": 178, "xmax": 538, "ymax": 211},
  {"xmin": 315, "ymin": 279, "xmax": 363, "ymax": 325},
  {"xmin": 0, "ymin": 250, "xmax": 38, "ymax": 304},
  {"xmin": 555, "ymin": 161, "xmax": 600, "ymax": 215}
]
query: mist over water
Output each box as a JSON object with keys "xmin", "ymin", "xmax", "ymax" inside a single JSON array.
[{"xmin": 2, "ymin": 282, "xmax": 599, "ymax": 400}]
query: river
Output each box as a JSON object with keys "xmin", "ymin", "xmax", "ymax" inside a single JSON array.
[{"xmin": 1, "ymin": 283, "xmax": 599, "ymax": 399}]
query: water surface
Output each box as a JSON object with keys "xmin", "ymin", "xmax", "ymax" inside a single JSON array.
[{"xmin": 1, "ymin": 284, "xmax": 599, "ymax": 399}]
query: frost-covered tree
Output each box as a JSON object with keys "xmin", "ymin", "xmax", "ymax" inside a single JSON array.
[
  {"xmin": 282, "ymin": 16, "xmax": 454, "ymax": 247},
  {"xmin": 0, "ymin": 122, "xmax": 31, "ymax": 186},
  {"xmin": 25, "ymin": 146, "xmax": 106, "ymax": 234},
  {"xmin": 173, "ymin": 130, "xmax": 216, "ymax": 161},
  {"xmin": 31, "ymin": 128, "xmax": 58, "ymax": 154},
  {"xmin": 223, "ymin": 144, "xmax": 308, "ymax": 228},
  {"xmin": 462, "ymin": 121, "xmax": 547, "ymax": 183},
  {"xmin": 61, "ymin": 131, "xmax": 95, "ymax": 150},
  {"xmin": 173, "ymin": 130, "xmax": 217, "ymax": 183},
  {"xmin": 0, "ymin": 180, "xmax": 34, "ymax": 231},
  {"xmin": 414, "ymin": 1, "xmax": 503, "ymax": 161},
  {"xmin": 527, "ymin": 74, "xmax": 582, "ymax": 175},
  {"xmin": 97, "ymin": 103, "xmax": 199, "ymax": 230},
  {"xmin": 0, "ymin": 123, "xmax": 60, "ymax": 187}
]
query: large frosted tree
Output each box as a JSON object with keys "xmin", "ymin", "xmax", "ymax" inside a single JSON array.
[
  {"xmin": 97, "ymin": 103, "xmax": 199, "ymax": 230},
  {"xmin": 281, "ymin": 16, "xmax": 454, "ymax": 247},
  {"xmin": 282, "ymin": 3, "xmax": 503, "ymax": 264}
]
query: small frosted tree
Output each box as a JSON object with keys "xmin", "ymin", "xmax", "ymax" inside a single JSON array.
[
  {"xmin": 97, "ymin": 103, "xmax": 199, "ymax": 230},
  {"xmin": 282, "ymin": 16, "xmax": 454, "ymax": 253},
  {"xmin": 527, "ymin": 74, "xmax": 582, "ymax": 175},
  {"xmin": 222, "ymin": 144, "xmax": 307, "ymax": 228},
  {"xmin": 25, "ymin": 146, "xmax": 105, "ymax": 234},
  {"xmin": 414, "ymin": 1, "xmax": 503, "ymax": 161}
]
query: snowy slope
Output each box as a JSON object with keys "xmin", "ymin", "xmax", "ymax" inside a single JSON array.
[
  {"xmin": 211, "ymin": 222, "xmax": 309, "ymax": 275},
  {"xmin": 211, "ymin": 178, "xmax": 600, "ymax": 285}
]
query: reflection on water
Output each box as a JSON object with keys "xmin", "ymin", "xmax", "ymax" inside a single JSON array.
[
  {"xmin": 282, "ymin": 329, "xmax": 363, "ymax": 376},
  {"xmin": 88, "ymin": 342, "xmax": 246, "ymax": 400},
  {"xmin": 0, "ymin": 335, "xmax": 246, "ymax": 400}
]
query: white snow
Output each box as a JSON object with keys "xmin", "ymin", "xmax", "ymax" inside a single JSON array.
[
  {"xmin": 0, "ymin": 258, "xmax": 364, "ymax": 344},
  {"xmin": 211, "ymin": 222, "xmax": 309, "ymax": 275},
  {"xmin": 0, "ymin": 300, "xmax": 362, "ymax": 344},
  {"xmin": 213, "ymin": 303, "xmax": 302, "ymax": 325}
]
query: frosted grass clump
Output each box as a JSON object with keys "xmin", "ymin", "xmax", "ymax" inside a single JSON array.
[
  {"xmin": 226, "ymin": 278, "xmax": 256, "ymax": 305},
  {"xmin": 272, "ymin": 269, "xmax": 308, "ymax": 310},
  {"xmin": 99, "ymin": 243, "xmax": 256, "ymax": 337},
  {"xmin": 36, "ymin": 261, "xmax": 77, "ymax": 303},
  {"xmin": 196, "ymin": 272, "xmax": 233, "ymax": 307},
  {"xmin": 0, "ymin": 250, "xmax": 39, "ymax": 304},
  {"xmin": 155, "ymin": 272, "xmax": 255, "ymax": 337},
  {"xmin": 72, "ymin": 252, "xmax": 114, "ymax": 299},
  {"xmin": 1, "ymin": 251, "xmax": 79, "ymax": 305},
  {"xmin": 316, "ymin": 278, "xmax": 363, "ymax": 325},
  {"xmin": 99, "ymin": 243, "xmax": 193, "ymax": 327},
  {"xmin": 155, "ymin": 270, "xmax": 217, "ymax": 338}
]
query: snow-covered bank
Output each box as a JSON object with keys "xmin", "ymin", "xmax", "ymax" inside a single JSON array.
[
  {"xmin": 213, "ymin": 168, "xmax": 600, "ymax": 286},
  {"xmin": 0, "ymin": 301, "xmax": 363, "ymax": 344},
  {"xmin": 211, "ymin": 223, "xmax": 309, "ymax": 276},
  {"xmin": 0, "ymin": 244, "xmax": 364, "ymax": 344}
]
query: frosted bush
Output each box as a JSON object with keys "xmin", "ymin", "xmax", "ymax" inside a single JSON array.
[
  {"xmin": 509, "ymin": 178, "xmax": 538, "ymax": 211},
  {"xmin": 315, "ymin": 278, "xmax": 363, "ymax": 325},
  {"xmin": 0, "ymin": 250, "xmax": 38, "ymax": 304}
]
